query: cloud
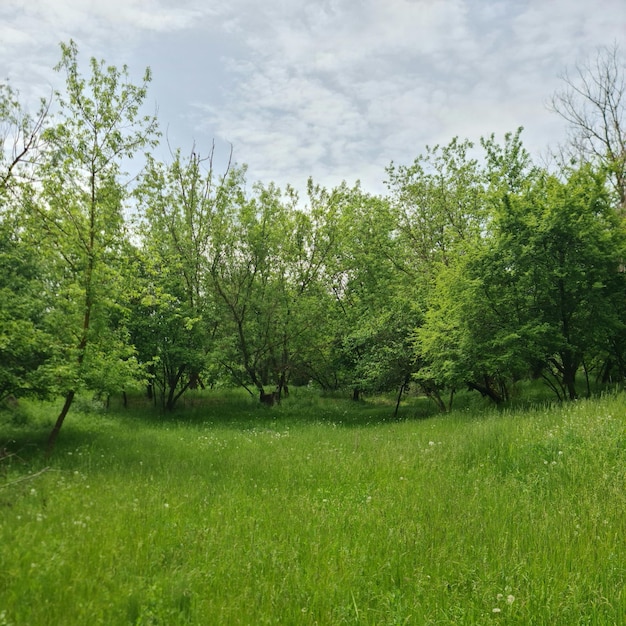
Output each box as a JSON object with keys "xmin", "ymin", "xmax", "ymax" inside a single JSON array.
[
  {"xmin": 194, "ymin": 0, "xmax": 483, "ymax": 189},
  {"xmin": 2, "ymin": 0, "xmax": 626, "ymax": 194},
  {"xmin": 192, "ymin": 0, "xmax": 626, "ymax": 192},
  {"xmin": 0, "ymin": 0, "xmax": 219, "ymax": 85}
]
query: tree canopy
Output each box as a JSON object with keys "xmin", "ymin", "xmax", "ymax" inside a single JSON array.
[{"xmin": 3, "ymin": 41, "xmax": 626, "ymax": 450}]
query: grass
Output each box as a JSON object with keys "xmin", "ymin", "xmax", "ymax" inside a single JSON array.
[{"xmin": 1, "ymin": 388, "xmax": 626, "ymax": 624}]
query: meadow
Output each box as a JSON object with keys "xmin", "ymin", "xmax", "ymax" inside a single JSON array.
[{"xmin": 1, "ymin": 388, "xmax": 625, "ymax": 625}]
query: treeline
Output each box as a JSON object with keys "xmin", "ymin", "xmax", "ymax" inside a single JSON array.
[{"xmin": 2, "ymin": 42, "xmax": 626, "ymax": 449}]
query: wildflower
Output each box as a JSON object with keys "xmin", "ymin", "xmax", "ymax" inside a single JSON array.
[
  {"xmin": 507, "ymin": 595, "xmax": 515, "ymax": 604},
  {"xmin": 492, "ymin": 607, "xmax": 501, "ymax": 613}
]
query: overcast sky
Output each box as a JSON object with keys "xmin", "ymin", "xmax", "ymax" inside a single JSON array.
[{"xmin": 2, "ymin": 0, "xmax": 625, "ymax": 196}]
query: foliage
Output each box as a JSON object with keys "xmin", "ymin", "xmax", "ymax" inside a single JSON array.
[
  {"xmin": 0, "ymin": 82, "xmax": 49, "ymax": 199},
  {"xmin": 133, "ymin": 148, "xmax": 223, "ymax": 408},
  {"xmin": 0, "ymin": 220, "xmax": 53, "ymax": 401},
  {"xmin": 2, "ymin": 43, "xmax": 626, "ymax": 446},
  {"xmin": 27, "ymin": 40, "xmax": 159, "ymax": 449}
]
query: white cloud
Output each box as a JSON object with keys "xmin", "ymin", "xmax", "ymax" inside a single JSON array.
[{"xmin": 2, "ymin": 0, "xmax": 626, "ymax": 195}]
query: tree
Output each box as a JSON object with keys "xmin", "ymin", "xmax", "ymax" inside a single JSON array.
[
  {"xmin": 133, "ymin": 147, "xmax": 225, "ymax": 409},
  {"xmin": 0, "ymin": 83, "xmax": 49, "ymax": 198},
  {"xmin": 463, "ymin": 163, "xmax": 624, "ymax": 402},
  {"xmin": 415, "ymin": 253, "xmax": 512, "ymax": 407},
  {"xmin": 500, "ymin": 165, "xmax": 626, "ymax": 399},
  {"xmin": 386, "ymin": 137, "xmax": 488, "ymax": 407},
  {"xmin": 0, "ymin": 84, "xmax": 52, "ymax": 402},
  {"xmin": 416, "ymin": 126, "xmax": 626, "ymax": 405},
  {"xmin": 0, "ymin": 220, "xmax": 53, "ymax": 402},
  {"xmin": 32, "ymin": 41, "xmax": 159, "ymax": 452},
  {"xmin": 317, "ymin": 183, "xmax": 419, "ymax": 403},
  {"xmin": 256, "ymin": 179, "xmax": 341, "ymax": 396},
  {"xmin": 207, "ymin": 173, "xmax": 295, "ymax": 399},
  {"xmin": 551, "ymin": 44, "xmax": 626, "ymax": 211}
]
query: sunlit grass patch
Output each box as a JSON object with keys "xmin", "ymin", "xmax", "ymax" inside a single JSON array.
[{"xmin": 1, "ymin": 391, "xmax": 626, "ymax": 624}]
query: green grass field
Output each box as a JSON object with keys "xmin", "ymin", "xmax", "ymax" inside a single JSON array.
[{"xmin": 1, "ymin": 389, "xmax": 625, "ymax": 625}]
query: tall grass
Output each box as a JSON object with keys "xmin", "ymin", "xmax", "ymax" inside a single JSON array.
[{"xmin": 1, "ymin": 390, "xmax": 625, "ymax": 624}]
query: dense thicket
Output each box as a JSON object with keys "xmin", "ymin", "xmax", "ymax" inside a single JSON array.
[{"xmin": 2, "ymin": 42, "xmax": 626, "ymax": 447}]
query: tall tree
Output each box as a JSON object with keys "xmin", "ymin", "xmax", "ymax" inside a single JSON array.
[
  {"xmin": 498, "ymin": 165, "xmax": 626, "ymax": 399},
  {"xmin": 207, "ymin": 174, "xmax": 294, "ymax": 399},
  {"xmin": 33, "ymin": 41, "xmax": 158, "ymax": 452},
  {"xmin": 319, "ymin": 183, "xmax": 417, "ymax": 402},
  {"xmin": 133, "ymin": 147, "xmax": 225, "ymax": 409},
  {"xmin": 551, "ymin": 44, "xmax": 626, "ymax": 211},
  {"xmin": 421, "ymin": 163, "xmax": 626, "ymax": 403},
  {"xmin": 0, "ymin": 84, "xmax": 52, "ymax": 402},
  {"xmin": 386, "ymin": 137, "xmax": 488, "ymax": 407}
]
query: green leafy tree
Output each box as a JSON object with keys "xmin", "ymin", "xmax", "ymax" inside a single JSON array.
[
  {"xmin": 0, "ymin": 220, "xmax": 53, "ymax": 401},
  {"xmin": 207, "ymin": 173, "xmax": 295, "ymax": 399},
  {"xmin": 319, "ymin": 184, "xmax": 418, "ymax": 403},
  {"xmin": 386, "ymin": 137, "xmax": 488, "ymax": 407},
  {"xmin": 0, "ymin": 84, "xmax": 52, "ymax": 402},
  {"xmin": 252, "ymin": 180, "xmax": 343, "ymax": 397},
  {"xmin": 133, "ymin": 148, "xmax": 223, "ymax": 409},
  {"xmin": 420, "ymin": 159, "xmax": 626, "ymax": 404},
  {"xmin": 31, "ymin": 41, "xmax": 159, "ymax": 451},
  {"xmin": 490, "ymin": 164, "xmax": 626, "ymax": 399}
]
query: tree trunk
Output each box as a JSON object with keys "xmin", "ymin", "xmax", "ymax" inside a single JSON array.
[
  {"xmin": 561, "ymin": 350, "xmax": 579, "ymax": 400},
  {"xmin": 429, "ymin": 389, "xmax": 447, "ymax": 412},
  {"xmin": 47, "ymin": 390, "xmax": 75, "ymax": 456},
  {"xmin": 393, "ymin": 373, "xmax": 410, "ymax": 419},
  {"xmin": 166, "ymin": 383, "xmax": 177, "ymax": 411},
  {"xmin": 467, "ymin": 378, "xmax": 503, "ymax": 404}
]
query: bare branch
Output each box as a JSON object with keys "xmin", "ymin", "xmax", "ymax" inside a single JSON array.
[{"xmin": 551, "ymin": 43, "xmax": 626, "ymax": 209}]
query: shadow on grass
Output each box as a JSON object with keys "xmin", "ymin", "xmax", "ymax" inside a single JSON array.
[
  {"xmin": 1, "ymin": 387, "xmax": 442, "ymax": 458},
  {"xmin": 4, "ymin": 379, "xmax": 605, "ymax": 464},
  {"xmin": 110, "ymin": 386, "xmax": 442, "ymax": 429}
]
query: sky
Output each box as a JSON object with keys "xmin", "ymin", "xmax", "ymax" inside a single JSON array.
[{"xmin": 1, "ymin": 0, "xmax": 626, "ymax": 197}]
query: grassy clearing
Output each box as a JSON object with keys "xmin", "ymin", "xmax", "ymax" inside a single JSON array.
[{"xmin": 1, "ymin": 390, "xmax": 626, "ymax": 624}]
